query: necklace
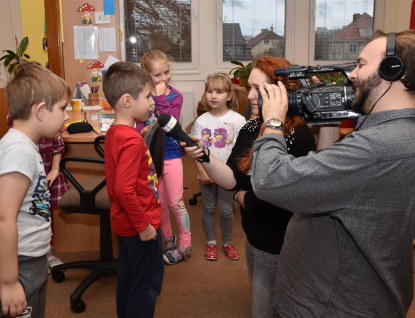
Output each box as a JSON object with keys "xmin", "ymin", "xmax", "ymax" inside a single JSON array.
[{"xmin": 285, "ymin": 127, "xmax": 295, "ymax": 151}]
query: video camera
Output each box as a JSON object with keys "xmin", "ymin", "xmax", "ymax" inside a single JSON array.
[{"xmin": 259, "ymin": 63, "xmax": 360, "ymax": 124}]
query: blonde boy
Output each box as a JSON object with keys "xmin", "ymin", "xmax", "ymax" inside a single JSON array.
[
  {"xmin": 0, "ymin": 62, "xmax": 71, "ymax": 318},
  {"xmin": 103, "ymin": 62, "xmax": 163, "ymax": 318}
]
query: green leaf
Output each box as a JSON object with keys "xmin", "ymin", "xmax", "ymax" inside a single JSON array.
[
  {"xmin": 4, "ymin": 50, "xmax": 18, "ymax": 60},
  {"xmin": 23, "ymin": 54, "xmax": 30, "ymax": 59},
  {"xmin": 230, "ymin": 60, "xmax": 245, "ymax": 67},
  {"xmin": 0, "ymin": 54, "xmax": 11, "ymax": 62},
  {"xmin": 19, "ymin": 37, "xmax": 29, "ymax": 55},
  {"xmin": 3, "ymin": 56, "xmax": 14, "ymax": 67},
  {"xmin": 8, "ymin": 62, "xmax": 18, "ymax": 74}
]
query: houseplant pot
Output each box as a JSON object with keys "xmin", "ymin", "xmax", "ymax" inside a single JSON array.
[{"xmin": 229, "ymin": 60, "xmax": 252, "ymax": 87}]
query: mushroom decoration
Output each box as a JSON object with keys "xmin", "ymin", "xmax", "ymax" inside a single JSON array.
[
  {"xmin": 77, "ymin": 3, "xmax": 95, "ymax": 24},
  {"xmin": 87, "ymin": 60, "xmax": 105, "ymax": 82}
]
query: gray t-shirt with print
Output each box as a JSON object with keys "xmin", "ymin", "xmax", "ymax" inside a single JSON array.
[{"xmin": 0, "ymin": 129, "xmax": 51, "ymax": 257}]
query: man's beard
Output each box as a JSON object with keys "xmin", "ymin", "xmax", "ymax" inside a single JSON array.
[{"xmin": 351, "ymin": 72, "xmax": 382, "ymax": 114}]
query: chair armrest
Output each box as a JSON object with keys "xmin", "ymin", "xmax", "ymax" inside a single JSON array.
[
  {"xmin": 59, "ymin": 156, "xmax": 106, "ymax": 197},
  {"xmin": 94, "ymin": 135, "xmax": 105, "ymax": 157}
]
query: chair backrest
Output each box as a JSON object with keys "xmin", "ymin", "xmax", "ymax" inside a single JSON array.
[{"xmin": 58, "ymin": 136, "xmax": 108, "ymax": 214}]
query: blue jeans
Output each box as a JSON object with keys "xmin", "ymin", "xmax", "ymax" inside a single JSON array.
[
  {"xmin": 116, "ymin": 230, "xmax": 164, "ymax": 318},
  {"xmin": 245, "ymin": 239, "xmax": 282, "ymax": 318}
]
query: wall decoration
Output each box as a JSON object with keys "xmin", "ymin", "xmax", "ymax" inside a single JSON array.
[
  {"xmin": 77, "ymin": 3, "xmax": 96, "ymax": 24},
  {"xmin": 77, "ymin": 3, "xmax": 95, "ymax": 12},
  {"xmin": 87, "ymin": 60, "xmax": 105, "ymax": 82},
  {"xmin": 73, "ymin": 26, "xmax": 98, "ymax": 60},
  {"xmin": 95, "ymin": 12, "xmax": 111, "ymax": 24},
  {"xmin": 99, "ymin": 28, "xmax": 116, "ymax": 52}
]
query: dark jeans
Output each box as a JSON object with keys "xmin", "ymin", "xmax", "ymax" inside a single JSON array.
[{"xmin": 116, "ymin": 229, "xmax": 164, "ymax": 318}]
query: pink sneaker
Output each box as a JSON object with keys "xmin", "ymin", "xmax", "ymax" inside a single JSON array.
[
  {"xmin": 205, "ymin": 244, "xmax": 218, "ymax": 261},
  {"xmin": 223, "ymin": 244, "xmax": 239, "ymax": 260}
]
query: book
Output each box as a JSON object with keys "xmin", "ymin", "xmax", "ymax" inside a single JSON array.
[{"xmin": 91, "ymin": 110, "xmax": 115, "ymax": 120}]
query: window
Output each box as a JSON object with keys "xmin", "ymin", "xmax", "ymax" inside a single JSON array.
[
  {"xmin": 119, "ymin": 0, "xmax": 199, "ymax": 70},
  {"xmin": 312, "ymin": 0, "xmax": 375, "ymax": 61},
  {"xmin": 220, "ymin": 0, "xmax": 285, "ymax": 63}
]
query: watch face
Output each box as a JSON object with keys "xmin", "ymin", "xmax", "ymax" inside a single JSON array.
[
  {"xmin": 266, "ymin": 118, "xmax": 284, "ymax": 131},
  {"xmin": 269, "ymin": 119, "xmax": 282, "ymax": 127}
]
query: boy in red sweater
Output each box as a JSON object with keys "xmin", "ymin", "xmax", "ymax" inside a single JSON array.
[{"xmin": 103, "ymin": 62, "xmax": 163, "ymax": 318}]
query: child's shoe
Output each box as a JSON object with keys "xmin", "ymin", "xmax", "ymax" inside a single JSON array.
[
  {"xmin": 163, "ymin": 246, "xmax": 192, "ymax": 265},
  {"xmin": 163, "ymin": 234, "xmax": 177, "ymax": 254},
  {"xmin": 205, "ymin": 244, "xmax": 218, "ymax": 261},
  {"xmin": 223, "ymin": 244, "xmax": 239, "ymax": 260},
  {"xmin": 47, "ymin": 247, "xmax": 63, "ymax": 270}
]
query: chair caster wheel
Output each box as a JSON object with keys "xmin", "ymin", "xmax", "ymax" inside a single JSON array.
[
  {"xmin": 71, "ymin": 299, "xmax": 86, "ymax": 313},
  {"xmin": 52, "ymin": 271, "xmax": 65, "ymax": 283},
  {"xmin": 189, "ymin": 198, "xmax": 197, "ymax": 205}
]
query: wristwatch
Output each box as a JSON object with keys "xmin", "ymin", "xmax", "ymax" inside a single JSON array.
[
  {"xmin": 233, "ymin": 189, "xmax": 243, "ymax": 207},
  {"xmin": 265, "ymin": 118, "xmax": 285, "ymax": 133}
]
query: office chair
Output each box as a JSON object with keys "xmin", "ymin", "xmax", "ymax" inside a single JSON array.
[{"xmin": 51, "ymin": 135, "xmax": 116, "ymax": 313}]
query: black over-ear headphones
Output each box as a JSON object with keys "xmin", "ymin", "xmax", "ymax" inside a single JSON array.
[{"xmin": 378, "ymin": 32, "xmax": 405, "ymax": 81}]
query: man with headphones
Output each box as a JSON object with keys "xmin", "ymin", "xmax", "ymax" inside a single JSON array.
[{"xmin": 249, "ymin": 30, "xmax": 415, "ymax": 317}]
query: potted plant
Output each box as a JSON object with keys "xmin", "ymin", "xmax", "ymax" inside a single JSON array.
[
  {"xmin": 229, "ymin": 60, "xmax": 252, "ymax": 87},
  {"xmin": 0, "ymin": 36, "xmax": 30, "ymax": 74}
]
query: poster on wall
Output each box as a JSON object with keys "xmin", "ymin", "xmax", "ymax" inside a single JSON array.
[
  {"xmin": 73, "ymin": 26, "xmax": 98, "ymax": 60},
  {"xmin": 99, "ymin": 28, "xmax": 116, "ymax": 52},
  {"xmin": 95, "ymin": 12, "xmax": 111, "ymax": 24}
]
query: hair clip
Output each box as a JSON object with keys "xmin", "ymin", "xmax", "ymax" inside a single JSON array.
[{"xmin": 205, "ymin": 73, "xmax": 233, "ymax": 88}]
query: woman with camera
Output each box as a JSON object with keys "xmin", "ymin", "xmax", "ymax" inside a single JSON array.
[{"xmin": 183, "ymin": 56, "xmax": 339, "ymax": 318}]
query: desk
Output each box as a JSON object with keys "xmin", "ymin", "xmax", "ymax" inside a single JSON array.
[{"xmin": 54, "ymin": 109, "xmax": 115, "ymax": 253}]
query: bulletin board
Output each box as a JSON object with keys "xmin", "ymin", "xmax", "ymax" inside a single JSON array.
[{"xmin": 61, "ymin": 0, "xmax": 121, "ymax": 101}]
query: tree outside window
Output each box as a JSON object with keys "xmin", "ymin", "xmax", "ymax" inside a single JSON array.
[{"xmin": 123, "ymin": 0, "xmax": 191, "ymax": 63}]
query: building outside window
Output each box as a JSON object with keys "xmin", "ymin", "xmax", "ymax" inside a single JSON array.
[
  {"xmin": 314, "ymin": 0, "xmax": 375, "ymax": 61},
  {"xmin": 221, "ymin": 0, "xmax": 285, "ymax": 62}
]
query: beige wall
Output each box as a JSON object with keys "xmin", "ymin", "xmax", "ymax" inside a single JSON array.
[
  {"xmin": 384, "ymin": 0, "xmax": 412, "ymax": 32},
  {"xmin": 0, "ymin": 1, "xmax": 22, "ymax": 88}
]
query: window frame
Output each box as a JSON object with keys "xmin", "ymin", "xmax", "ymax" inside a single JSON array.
[
  {"xmin": 215, "ymin": 0, "xmax": 385, "ymax": 70},
  {"xmin": 118, "ymin": 0, "xmax": 200, "ymax": 73}
]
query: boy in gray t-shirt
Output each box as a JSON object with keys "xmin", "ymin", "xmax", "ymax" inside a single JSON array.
[{"xmin": 0, "ymin": 62, "xmax": 71, "ymax": 318}]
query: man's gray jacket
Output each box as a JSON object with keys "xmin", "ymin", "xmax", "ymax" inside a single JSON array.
[{"xmin": 251, "ymin": 108, "xmax": 415, "ymax": 317}]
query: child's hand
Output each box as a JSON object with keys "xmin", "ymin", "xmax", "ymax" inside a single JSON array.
[
  {"xmin": 139, "ymin": 224, "xmax": 157, "ymax": 241},
  {"xmin": 140, "ymin": 125, "xmax": 152, "ymax": 137},
  {"xmin": 46, "ymin": 168, "xmax": 59, "ymax": 187},
  {"xmin": 154, "ymin": 82, "xmax": 167, "ymax": 96},
  {"xmin": 200, "ymin": 171, "xmax": 213, "ymax": 185},
  {"xmin": 0, "ymin": 281, "xmax": 27, "ymax": 317}
]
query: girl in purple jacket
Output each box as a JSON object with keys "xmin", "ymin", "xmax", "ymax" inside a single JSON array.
[{"xmin": 138, "ymin": 50, "xmax": 192, "ymax": 264}]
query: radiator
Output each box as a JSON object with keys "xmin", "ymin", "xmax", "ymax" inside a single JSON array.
[{"xmin": 179, "ymin": 90, "xmax": 196, "ymax": 129}]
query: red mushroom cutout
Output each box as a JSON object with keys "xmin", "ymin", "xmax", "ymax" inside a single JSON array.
[
  {"xmin": 87, "ymin": 60, "xmax": 104, "ymax": 82},
  {"xmin": 77, "ymin": 3, "xmax": 95, "ymax": 24}
]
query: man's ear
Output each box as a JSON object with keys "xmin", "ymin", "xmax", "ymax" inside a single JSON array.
[
  {"xmin": 121, "ymin": 94, "xmax": 132, "ymax": 108},
  {"xmin": 34, "ymin": 102, "xmax": 47, "ymax": 121}
]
